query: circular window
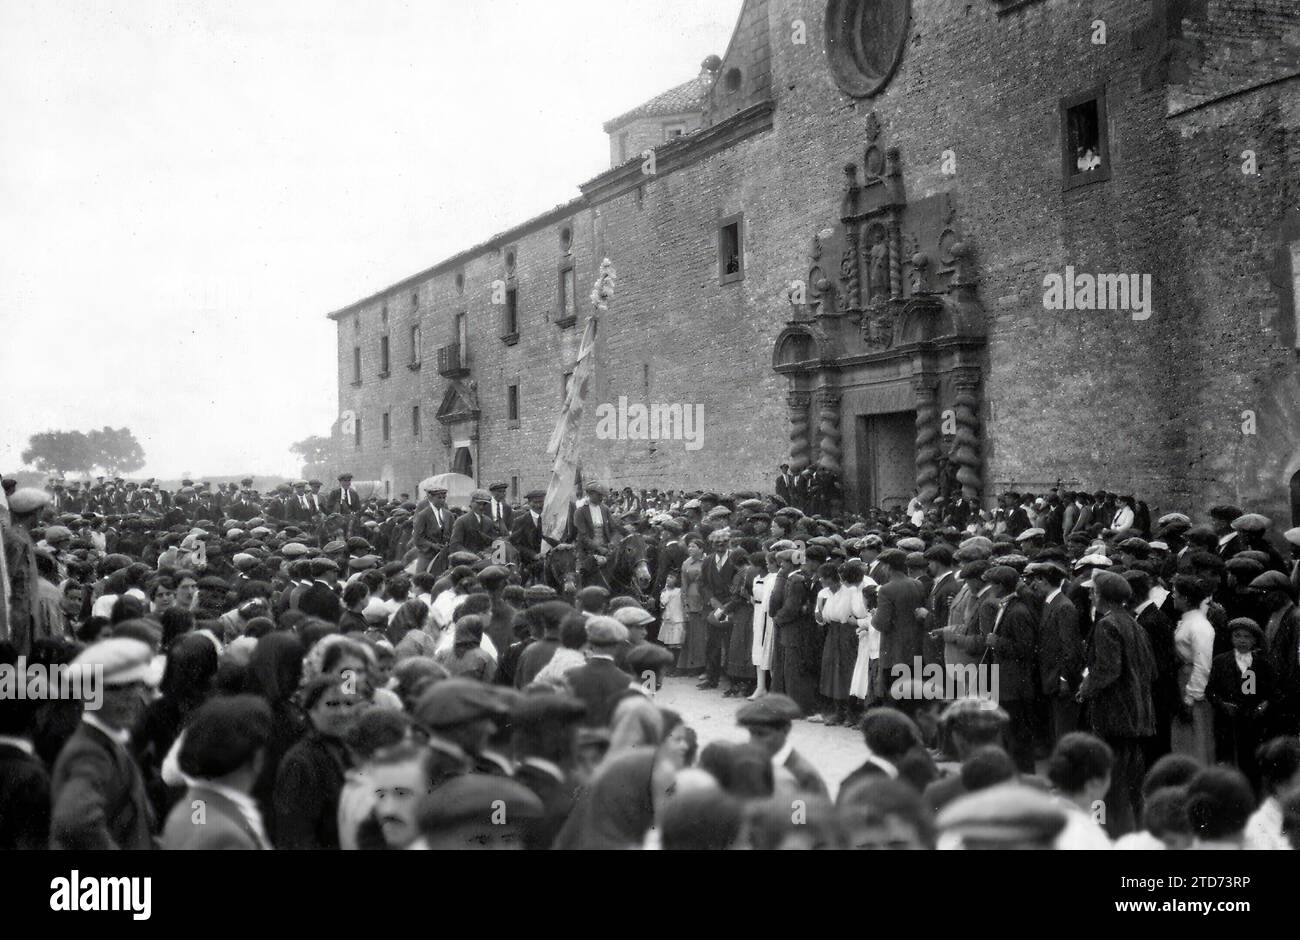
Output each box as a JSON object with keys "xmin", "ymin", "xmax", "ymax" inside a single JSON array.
[{"xmin": 825, "ymin": 0, "xmax": 910, "ymax": 99}]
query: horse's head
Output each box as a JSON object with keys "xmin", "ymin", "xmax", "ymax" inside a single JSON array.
[
  {"xmin": 608, "ymin": 532, "xmax": 652, "ymax": 590},
  {"xmin": 547, "ymin": 543, "xmax": 580, "ymax": 595}
]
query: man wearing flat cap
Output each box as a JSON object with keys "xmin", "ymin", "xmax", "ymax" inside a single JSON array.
[
  {"xmin": 873, "ymin": 549, "xmax": 929, "ymax": 707},
  {"xmin": 509, "ymin": 490, "xmax": 553, "ymax": 581},
  {"xmin": 327, "ymin": 474, "xmax": 362, "ymax": 536},
  {"xmin": 572, "ymin": 482, "xmax": 617, "ymax": 585},
  {"xmin": 448, "ymin": 490, "xmax": 496, "ymax": 558},
  {"xmin": 412, "ymin": 485, "xmax": 454, "ymax": 575},
  {"xmin": 4, "ymin": 487, "xmax": 50, "ymax": 655},
  {"xmin": 737, "ymin": 693, "xmax": 828, "ymax": 799},
  {"xmin": 50, "ymin": 638, "xmax": 162, "ymax": 849},
  {"xmin": 563, "ymin": 616, "xmax": 633, "ymax": 727},
  {"xmin": 1076, "ymin": 569, "xmax": 1155, "ymax": 836},
  {"xmin": 1248, "ymin": 570, "xmax": 1300, "ymax": 736},
  {"xmin": 486, "ymin": 482, "xmax": 513, "ymax": 537},
  {"xmin": 511, "ymin": 694, "xmax": 587, "ymax": 848}
]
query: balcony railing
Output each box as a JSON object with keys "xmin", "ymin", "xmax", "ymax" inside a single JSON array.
[{"xmin": 437, "ymin": 343, "xmax": 470, "ymax": 377}]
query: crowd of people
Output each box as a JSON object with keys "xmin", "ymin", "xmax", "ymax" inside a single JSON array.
[{"xmin": 3, "ymin": 466, "xmax": 1300, "ymax": 850}]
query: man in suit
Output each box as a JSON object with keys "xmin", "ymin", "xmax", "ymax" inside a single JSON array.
[
  {"xmin": 700, "ymin": 527, "xmax": 741, "ymax": 691},
  {"xmin": 1127, "ymin": 568, "xmax": 1177, "ymax": 764},
  {"xmin": 737, "ymin": 694, "xmax": 829, "ymax": 800},
  {"xmin": 979, "ymin": 565, "xmax": 1039, "ymax": 772},
  {"xmin": 509, "ymin": 490, "xmax": 552, "ymax": 579},
  {"xmin": 1026, "ymin": 560, "xmax": 1084, "ymax": 743},
  {"xmin": 162, "ymin": 695, "xmax": 272, "ymax": 850},
  {"xmin": 412, "ymin": 485, "xmax": 455, "ymax": 572},
  {"xmin": 922, "ymin": 543, "xmax": 961, "ymax": 665},
  {"xmin": 328, "ymin": 473, "xmax": 362, "ymax": 536},
  {"xmin": 768, "ymin": 548, "xmax": 821, "ymax": 716},
  {"xmin": 511, "ymin": 694, "xmax": 586, "ymax": 850},
  {"xmin": 775, "ymin": 464, "xmax": 795, "ymax": 505},
  {"xmin": 486, "ymin": 482, "xmax": 514, "ymax": 537},
  {"xmin": 572, "ymin": 482, "xmax": 617, "ymax": 585},
  {"xmin": 304, "ymin": 479, "xmax": 326, "ymax": 518},
  {"xmin": 1250, "ymin": 570, "xmax": 1300, "ymax": 737},
  {"xmin": 448, "ymin": 490, "xmax": 496, "ymax": 557},
  {"xmin": 0, "ymin": 641, "xmax": 50, "ymax": 850},
  {"xmin": 1077, "ymin": 570, "xmax": 1156, "ymax": 836},
  {"xmin": 872, "ymin": 549, "xmax": 928, "ymax": 706},
  {"xmin": 839, "ymin": 707, "xmax": 924, "ymax": 797},
  {"xmin": 50, "ymin": 638, "xmax": 160, "ymax": 850},
  {"xmin": 563, "ymin": 617, "xmax": 634, "ymax": 727},
  {"xmin": 298, "ymin": 558, "xmax": 343, "ymax": 623}
]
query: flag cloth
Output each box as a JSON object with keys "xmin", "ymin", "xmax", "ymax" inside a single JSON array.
[{"xmin": 541, "ymin": 259, "xmax": 616, "ymax": 544}]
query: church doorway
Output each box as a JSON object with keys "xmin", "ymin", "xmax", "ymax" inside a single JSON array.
[{"xmin": 856, "ymin": 411, "xmax": 916, "ymax": 512}]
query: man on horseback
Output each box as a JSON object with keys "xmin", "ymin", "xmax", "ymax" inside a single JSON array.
[
  {"xmin": 449, "ymin": 489, "xmax": 496, "ymax": 557},
  {"xmin": 572, "ymin": 481, "xmax": 616, "ymax": 587},
  {"xmin": 509, "ymin": 489, "xmax": 553, "ymax": 583}
]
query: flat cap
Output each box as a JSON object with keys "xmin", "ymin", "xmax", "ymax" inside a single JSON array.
[
  {"xmin": 612, "ymin": 606, "xmax": 655, "ymax": 628},
  {"xmin": 477, "ymin": 565, "xmax": 510, "ymax": 589},
  {"xmin": 1231, "ymin": 513, "xmax": 1271, "ymax": 533},
  {"xmin": 896, "ymin": 536, "xmax": 926, "ymax": 552},
  {"xmin": 1156, "ymin": 512, "xmax": 1192, "ymax": 528},
  {"xmin": 1085, "ymin": 569, "xmax": 1132, "ymax": 602},
  {"xmin": 584, "ymin": 482, "xmax": 608, "ymax": 496},
  {"xmin": 322, "ymin": 540, "xmax": 347, "ymax": 554},
  {"xmin": 414, "ymin": 679, "xmax": 510, "ymax": 728},
  {"xmin": 736, "ymin": 693, "xmax": 802, "ymax": 726},
  {"xmin": 510, "ymin": 693, "xmax": 587, "ymax": 729},
  {"xmin": 232, "ymin": 553, "xmax": 258, "ymax": 570},
  {"xmin": 417, "ymin": 774, "xmax": 543, "ymax": 830},
  {"xmin": 8, "ymin": 488, "xmax": 50, "ymax": 514},
  {"xmin": 625, "ymin": 643, "xmax": 676, "ymax": 676},
  {"xmin": 982, "ymin": 565, "xmax": 1020, "ymax": 588},
  {"xmin": 72, "ymin": 637, "xmax": 163, "ymax": 688},
  {"xmin": 524, "ymin": 489, "xmax": 547, "ymax": 501},
  {"xmin": 936, "ymin": 783, "xmax": 1066, "ymax": 847},
  {"xmin": 1074, "ymin": 553, "xmax": 1113, "ymax": 570},
  {"xmin": 469, "ymin": 489, "xmax": 492, "ymax": 503},
  {"xmin": 1248, "ymin": 570, "xmax": 1293, "ymax": 594},
  {"xmin": 1015, "ymin": 528, "xmax": 1046, "ymax": 542},
  {"xmin": 1227, "ymin": 617, "xmax": 1266, "ymax": 646},
  {"xmin": 42, "ymin": 525, "xmax": 73, "ymax": 544},
  {"xmin": 281, "ymin": 542, "xmax": 310, "ymax": 557},
  {"xmin": 585, "ymin": 615, "xmax": 629, "ymax": 645},
  {"xmin": 1208, "ymin": 505, "xmax": 1242, "ymax": 521}
]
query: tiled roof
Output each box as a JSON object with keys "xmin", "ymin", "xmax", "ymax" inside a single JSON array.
[{"xmin": 602, "ymin": 76, "xmax": 710, "ymax": 132}]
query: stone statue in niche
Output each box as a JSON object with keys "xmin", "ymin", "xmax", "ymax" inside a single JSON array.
[
  {"xmin": 808, "ymin": 231, "xmax": 838, "ymax": 315},
  {"xmin": 868, "ymin": 237, "xmax": 889, "ymax": 299},
  {"xmin": 863, "ymin": 304, "xmax": 893, "ymax": 350},
  {"xmin": 911, "ymin": 252, "xmax": 931, "ymax": 294}
]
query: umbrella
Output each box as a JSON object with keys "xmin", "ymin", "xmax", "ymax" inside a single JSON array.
[{"xmin": 417, "ymin": 473, "xmax": 477, "ymax": 509}]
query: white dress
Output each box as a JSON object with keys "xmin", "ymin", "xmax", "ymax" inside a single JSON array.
[
  {"xmin": 750, "ymin": 574, "xmax": 775, "ymax": 670},
  {"xmin": 849, "ymin": 577, "xmax": 879, "ymax": 699}
]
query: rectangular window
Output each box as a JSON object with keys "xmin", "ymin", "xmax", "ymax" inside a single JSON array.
[
  {"xmin": 505, "ymin": 287, "xmax": 518, "ymax": 335},
  {"xmin": 456, "ymin": 312, "xmax": 467, "ymax": 350},
  {"xmin": 511, "ymin": 475, "xmax": 519, "ymax": 500},
  {"xmin": 1060, "ymin": 87, "xmax": 1111, "ymax": 190},
  {"xmin": 382, "ymin": 411, "xmax": 390, "ymax": 444},
  {"xmin": 352, "ymin": 346, "xmax": 361, "ymax": 384},
  {"xmin": 355, "ymin": 416, "xmax": 362, "ymax": 448},
  {"xmin": 663, "ymin": 122, "xmax": 687, "ymax": 140},
  {"xmin": 558, "ymin": 267, "xmax": 577, "ymax": 324},
  {"xmin": 719, "ymin": 215, "xmax": 744, "ymax": 284},
  {"xmin": 380, "ymin": 335, "xmax": 390, "ymax": 375},
  {"xmin": 507, "ymin": 384, "xmax": 520, "ymax": 422},
  {"xmin": 412, "ymin": 405, "xmax": 421, "ymax": 438},
  {"xmin": 410, "ymin": 324, "xmax": 422, "ymax": 363}
]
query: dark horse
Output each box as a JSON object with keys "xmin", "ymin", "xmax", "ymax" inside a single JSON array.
[
  {"xmin": 541, "ymin": 543, "xmax": 580, "ymax": 601},
  {"xmin": 582, "ymin": 531, "xmax": 652, "ymax": 601}
]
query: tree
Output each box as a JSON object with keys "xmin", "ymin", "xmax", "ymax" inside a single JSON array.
[
  {"xmin": 86, "ymin": 427, "xmax": 146, "ymax": 476},
  {"xmin": 20, "ymin": 430, "xmax": 94, "ymax": 476},
  {"xmin": 290, "ymin": 434, "xmax": 333, "ymax": 479}
]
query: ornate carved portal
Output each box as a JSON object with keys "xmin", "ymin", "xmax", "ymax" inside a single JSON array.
[{"xmin": 774, "ymin": 114, "xmax": 988, "ymax": 512}]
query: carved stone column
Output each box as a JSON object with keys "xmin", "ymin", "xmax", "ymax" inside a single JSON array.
[
  {"xmin": 914, "ymin": 378, "xmax": 940, "ymax": 505},
  {"xmin": 787, "ymin": 391, "xmax": 812, "ymax": 474},
  {"xmin": 889, "ymin": 213, "xmax": 903, "ymax": 300},
  {"xmin": 815, "ymin": 389, "xmax": 842, "ymax": 473},
  {"xmin": 952, "ymin": 369, "xmax": 984, "ymax": 501}
]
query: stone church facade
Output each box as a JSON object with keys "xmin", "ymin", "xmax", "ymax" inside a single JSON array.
[{"xmin": 330, "ymin": 0, "xmax": 1300, "ymax": 522}]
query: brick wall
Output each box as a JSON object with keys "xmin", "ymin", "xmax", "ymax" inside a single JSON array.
[{"xmin": 332, "ymin": 0, "xmax": 1299, "ymax": 519}]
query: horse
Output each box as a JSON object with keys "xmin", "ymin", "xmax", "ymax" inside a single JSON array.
[
  {"xmin": 582, "ymin": 530, "xmax": 652, "ymax": 601},
  {"xmin": 541, "ymin": 543, "xmax": 580, "ymax": 600}
]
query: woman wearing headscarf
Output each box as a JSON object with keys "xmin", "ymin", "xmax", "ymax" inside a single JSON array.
[
  {"xmin": 137, "ymin": 631, "xmax": 220, "ymax": 819},
  {"xmin": 434, "ymin": 614, "xmax": 497, "ymax": 683},
  {"xmin": 244, "ymin": 632, "xmax": 308, "ymax": 834},
  {"xmin": 273, "ymin": 673, "xmax": 368, "ymax": 849},
  {"xmin": 389, "ymin": 599, "xmax": 436, "ymax": 658}
]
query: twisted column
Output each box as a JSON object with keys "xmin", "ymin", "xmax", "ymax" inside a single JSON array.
[
  {"xmin": 889, "ymin": 214, "xmax": 903, "ymax": 300},
  {"xmin": 952, "ymin": 371, "xmax": 984, "ymax": 500},
  {"xmin": 816, "ymin": 390, "xmax": 842, "ymax": 473},
  {"xmin": 914, "ymin": 380, "xmax": 940, "ymax": 504},
  {"xmin": 788, "ymin": 391, "xmax": 812, "ymax": 473}
]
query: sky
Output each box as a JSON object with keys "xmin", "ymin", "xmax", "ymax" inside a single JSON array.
[{"xmin": 0, "ymin": 0, "xmax": 742, "ymax": 479}]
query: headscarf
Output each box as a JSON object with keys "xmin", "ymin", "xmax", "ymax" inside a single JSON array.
[
  {"xmin": 388, "ymin": 599, "xmax": 429, "ymax": 647},
  {"xmin": 245, "ymin": 632, "xmax": 306, "ymax": 705},
  {"xmin": 553, "ymin": 747, "xmax": 657, "ymax": 850}
]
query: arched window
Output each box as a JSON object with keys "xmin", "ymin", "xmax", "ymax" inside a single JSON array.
[{"xmin": 777, "ymin": 333, "xmax": 813, "ymax": 366}]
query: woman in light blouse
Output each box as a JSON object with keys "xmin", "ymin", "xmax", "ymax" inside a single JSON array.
[{"xmin": 1170, "ymin": 575, "xmax": 1216, "ymax": 764}]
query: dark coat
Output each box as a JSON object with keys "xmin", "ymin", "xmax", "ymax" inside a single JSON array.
[
  {"xmin": 563, "ymin": 656, "xmax": 634, "ymax": 727},
  {"xmin": 514, "ymin": 761, "xmax": 578, "ymax": 850},
  {"xmin": 449, "ymin": 509, "xmax": 495, "ymax": 556},
  {"xmin": 0, "ymin": 742, "xmax": 50, "ymax": 850},
  {"xmin": 509, "ymin": 510, "xmax": 548, "ymax": 565},
  {"xmin": 1078, "ymin": 608, "xmax": 1156, "ymax": 739},
  {"xmin": 984, "ymin": 594, "xmax": 1038, "ymax": 702},
  {"xmin": 49, "ymin": 722, "xmax": 154, "ymax": 850},
  {"xmin": 1037, "ymin": 592, "xmax": 1084, "ymax": 697},
  {"xmin": 272, "ymin": 730, "xmax": 348, "ymax": 849},
  {"xmin": 873, "ymin": 575, "xmax": 928, "ymax": 679},
  {"xmin": 327, "ymin": 486, "xmax": 362, "ymax": 514},
  {"xmin": 572, "ymin": 503, "xmax": 617, "ymax": 552},
  {"xmin": 411, "ymin": 504, "xmax": 453, "ymax": 557}
]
